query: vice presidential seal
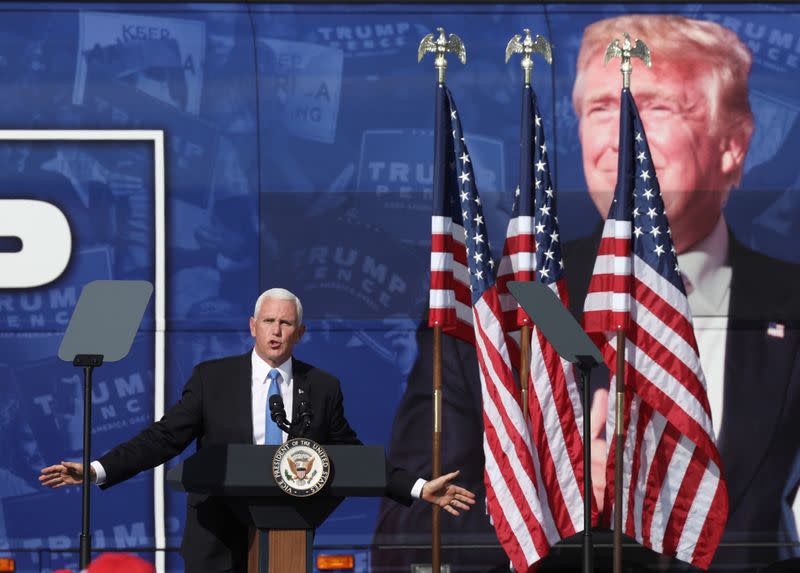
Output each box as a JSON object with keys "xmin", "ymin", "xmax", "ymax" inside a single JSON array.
[{"xmin": 272, "ymin": 438, "xmax": 331, "ymax": 497}]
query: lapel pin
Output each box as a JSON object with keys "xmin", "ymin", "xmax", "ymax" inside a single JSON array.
[{"xmin": 767, "ymin": 322, "xmax": 785, "ymax": 339}]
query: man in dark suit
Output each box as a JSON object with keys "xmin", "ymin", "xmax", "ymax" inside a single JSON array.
[
  {"xmin": 374, "ymin": 14, "xmax": 800, "ymax": 572},
  {"xmin": 40, "ymin": 288, "xmax": 476, "ymax": 572},
  {"xmin": 569, "ymin": 15, "xmax": 800, "ymax": 568},
  {"xmin": 561, "ymin": 230, "xmax": 800, "ymax": 570}
]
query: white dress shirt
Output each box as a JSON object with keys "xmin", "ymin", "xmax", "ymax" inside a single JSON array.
[
  {"xmin": 676, "ymin": 215, "xmax": 731, "ymax": 440},
  {"xmin": 251, "ymin": 352, "xmax": 294, "ymax": 445},
  {"xmin": 92, "ymin": 349, "xmax": 425, "ymax": 497}
]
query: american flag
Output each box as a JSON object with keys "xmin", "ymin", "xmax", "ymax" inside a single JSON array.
[
  {"xmin": 429, "ymin": 84, "xmax": 561, "ymax": 571},
  {"xmin": 496, "ymin": 85, "xmax": 591, "ymax": 539},
  {"xmin": 428, "ymin": 81, "xmax": 474, "ymax": 342},
  {"xmin": 582, "ymin": 89, "xmax": 728, "ymax": 569}
]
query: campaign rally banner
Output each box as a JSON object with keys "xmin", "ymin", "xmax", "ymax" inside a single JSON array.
[{"xmin": 0, "ymin": 3, "xmax": 798, "ymax": 572}]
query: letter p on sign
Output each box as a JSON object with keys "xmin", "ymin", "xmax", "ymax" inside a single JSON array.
[{"xmin": 0, "ymin": 199, "xmax": 71, "ymax": 288}]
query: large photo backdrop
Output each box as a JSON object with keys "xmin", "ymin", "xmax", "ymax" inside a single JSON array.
[{"xmin": 0, "ymin": 3, "xmax": 798, "ymax": 572}]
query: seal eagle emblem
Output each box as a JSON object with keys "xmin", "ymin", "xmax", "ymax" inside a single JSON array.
[{"xmin": 272, "ymin": 438, "xmax": 330, "ymax": 497}]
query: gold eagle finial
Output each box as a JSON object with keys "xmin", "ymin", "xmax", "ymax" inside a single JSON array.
[
  {"xmin": 418, "ymin": 27, "xmax": 466, "ymax": 83},
  {"xmin": 604, "ymin": 32, "xmax": 651, "ymax": 89},
  {"xmin": 505, "ymin": 29, "xmax": 552, "ymax": 85}
]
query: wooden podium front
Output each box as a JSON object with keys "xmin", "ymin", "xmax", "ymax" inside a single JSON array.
[
  {"xmin": 167, "ymin": 444, "xmax": 388, "ymax": 573},
  {"xmin": 248, "ymin": 528, "xmax": 312, "ymax": 573}
]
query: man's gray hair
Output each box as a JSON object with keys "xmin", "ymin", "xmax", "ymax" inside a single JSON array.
[
  {"xmin": 572, "ymin": 13, "xmax": 754, "ymax": 188},
  {"xmin": 573, "ymin": 14, "xmax": 752, "ymax": 130},
  {"xmin": 253, "ymin": 288, "xmax": 303, "ymax": 325}
]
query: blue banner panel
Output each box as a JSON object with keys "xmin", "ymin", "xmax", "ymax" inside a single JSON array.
[
  {"xmin": 254, "ymin": 7, "xmax": 552, "ymax": 325},
  {"xmin": 4, "ymin": 476, "xmax": 155, "ymax": 573},
  {"xmin": 0, "ymin": 333, "xmax": 155, "ymax": 572},
  {"xmin": 0, "ymin": 3, "xmax": 797, "ymax": 572}
]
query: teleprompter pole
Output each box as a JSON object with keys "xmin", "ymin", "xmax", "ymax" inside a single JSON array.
[
  {"xmin": 577, "ymin": 361, "xmax": 594, "ymax": 573},
  {"xmin": 506, "ymin": 280, "xmax": 605, "ymax": 573},
  {"xmin": 57, "ymin": 281, "xmax": 152, "ymax": 570},
  {"xmin": 75, "ymin": 353, "xmax": 103, "ymax": 570}
]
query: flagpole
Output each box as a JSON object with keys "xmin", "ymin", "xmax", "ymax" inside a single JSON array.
[
  {"xmin": 432, "ymin": 325, "xmax": 442, "ymax": 573},
  {"xmin": 613, "ymin": 326, "xmax": 626, "ymax": 573},
  {"xmin": 519, "ymin": 325, "xmax": 530, "ymax": 416},
  {"xmin": 604, "ymin": 32, "xmax": 651, "ymax": 573},
  {"xmin": 504, "ymin": 29, "xmax": 552, "ymax": 419},
  {"xmin": 419, "ymin": 28, "xmax": 466, "ymax": 573}
]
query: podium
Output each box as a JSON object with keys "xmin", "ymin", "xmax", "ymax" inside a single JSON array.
[{"xmin": 167, "ymin": 443, "xmax": 387, "ymax": 573}]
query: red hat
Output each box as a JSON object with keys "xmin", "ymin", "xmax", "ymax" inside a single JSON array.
[{"xmin": 87, "ymin": 553, "xmax": 155, "ymax": 573}]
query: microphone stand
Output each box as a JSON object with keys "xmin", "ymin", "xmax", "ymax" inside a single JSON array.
[
  {"xmin": 270, "ymin": 416, "xmax": 291, "ymax": 436},
  {"xmin": 296, "ymin": 400, "xmax": 313, "ymax": 439},
  {"xmin": 269, "ymin": 397, "xmax": 292, "ymax": 437},
  {"xmin": 576, "ymin": 354, "xmax": 599, "ymax": 573},
  {"xmin": 269, "ymin": 396, "xmax": 312, "ymax": 439}
]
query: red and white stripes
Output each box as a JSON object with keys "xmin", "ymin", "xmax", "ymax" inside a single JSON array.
[
  {"xmin": 473, "ymin": 290, "xmax": 561, "ymax": 571},
  {"xmin": 527, "ymin": 282, "xmax": 589, "ymax": 537},
  {"xmin": 429, "ymin": 215, "xmax": 473, "ymax": 342},
  {"xmin": 497, "ymin": 214, "xmax": 536, "ymax": 334},
  {"xmin": 585, "ymin": 221, "xmax": 727, "ymax": 569}
]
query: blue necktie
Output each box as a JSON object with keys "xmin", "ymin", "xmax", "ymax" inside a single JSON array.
[{"xmin": 265, "ymin": 369, "xmax": 283, "ymax": 445}]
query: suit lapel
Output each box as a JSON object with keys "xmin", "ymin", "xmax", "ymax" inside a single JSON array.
[
  {"xmin": 717, "ymin": 327, "xmax": 793, "ymax": 513},
  {"xmin": 228, "ymin": 352, "xmax": 254, "ymax": 443},
  {"xmin": 716, "ymin": 239, "xmax": 796, "ymax": 514},
  {"xmin": 291, "ymin": 358, "xmax": 312, "ymax": 424}
]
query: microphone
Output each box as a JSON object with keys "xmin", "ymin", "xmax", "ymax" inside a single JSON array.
[
  {"xmin": 297, "ymin": 398, "xmax": 313, "ymax": 436},
  {"xmin": 269, "ymin": 395, "xmax": 291, "ymax": 434}
]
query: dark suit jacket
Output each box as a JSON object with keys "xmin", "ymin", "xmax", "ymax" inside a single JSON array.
[
  {"xmin": 99, "ymin": 353, "xmax": 415, "ymax": 572},
  {"xmin": 374, "ymin": 228, "xmax": 800, "ymax": 572}
]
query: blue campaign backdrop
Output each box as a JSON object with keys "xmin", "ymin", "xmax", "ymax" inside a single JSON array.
[{"xmin": 0, "ymin": 2, "xmax": 798, "ymax": 571}]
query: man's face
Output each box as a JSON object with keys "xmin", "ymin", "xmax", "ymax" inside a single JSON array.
[
  {"xmin": 575, "ymin": 56, "xmax": 741, "ymax": 251},
  {"xmin": 249, "ymin": 297, "xmax": 306, "ymax": 367}
]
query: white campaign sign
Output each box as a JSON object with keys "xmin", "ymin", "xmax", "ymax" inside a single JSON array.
[{"xmin": 0, "ymin": 199, "xmax": 72, "ymax": 288}]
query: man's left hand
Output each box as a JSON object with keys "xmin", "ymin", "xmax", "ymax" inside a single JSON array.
[{"xmin": 421, "ymin": 470, "xmax": 477, "ymax": 516}]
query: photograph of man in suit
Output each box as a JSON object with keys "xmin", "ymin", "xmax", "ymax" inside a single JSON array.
[
  {"xmin": 571, "ymin": 15, "xmax": 800, "ymax": 565},
  {"xmin": 39, "ymin": 287, "xmax": 477, "ymax": 572},
  {"xmin": 374, "ymin": 13, "xmax": 800, "ymax": 571}
]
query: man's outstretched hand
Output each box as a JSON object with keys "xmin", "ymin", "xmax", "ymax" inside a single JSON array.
[
  {"xmin": 39, "ymin": 462, "xmax": 95, "ymax": 488},
  {"xmin": 420, "ymin": 470, "xmax": 477, "ymax": 516}
]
